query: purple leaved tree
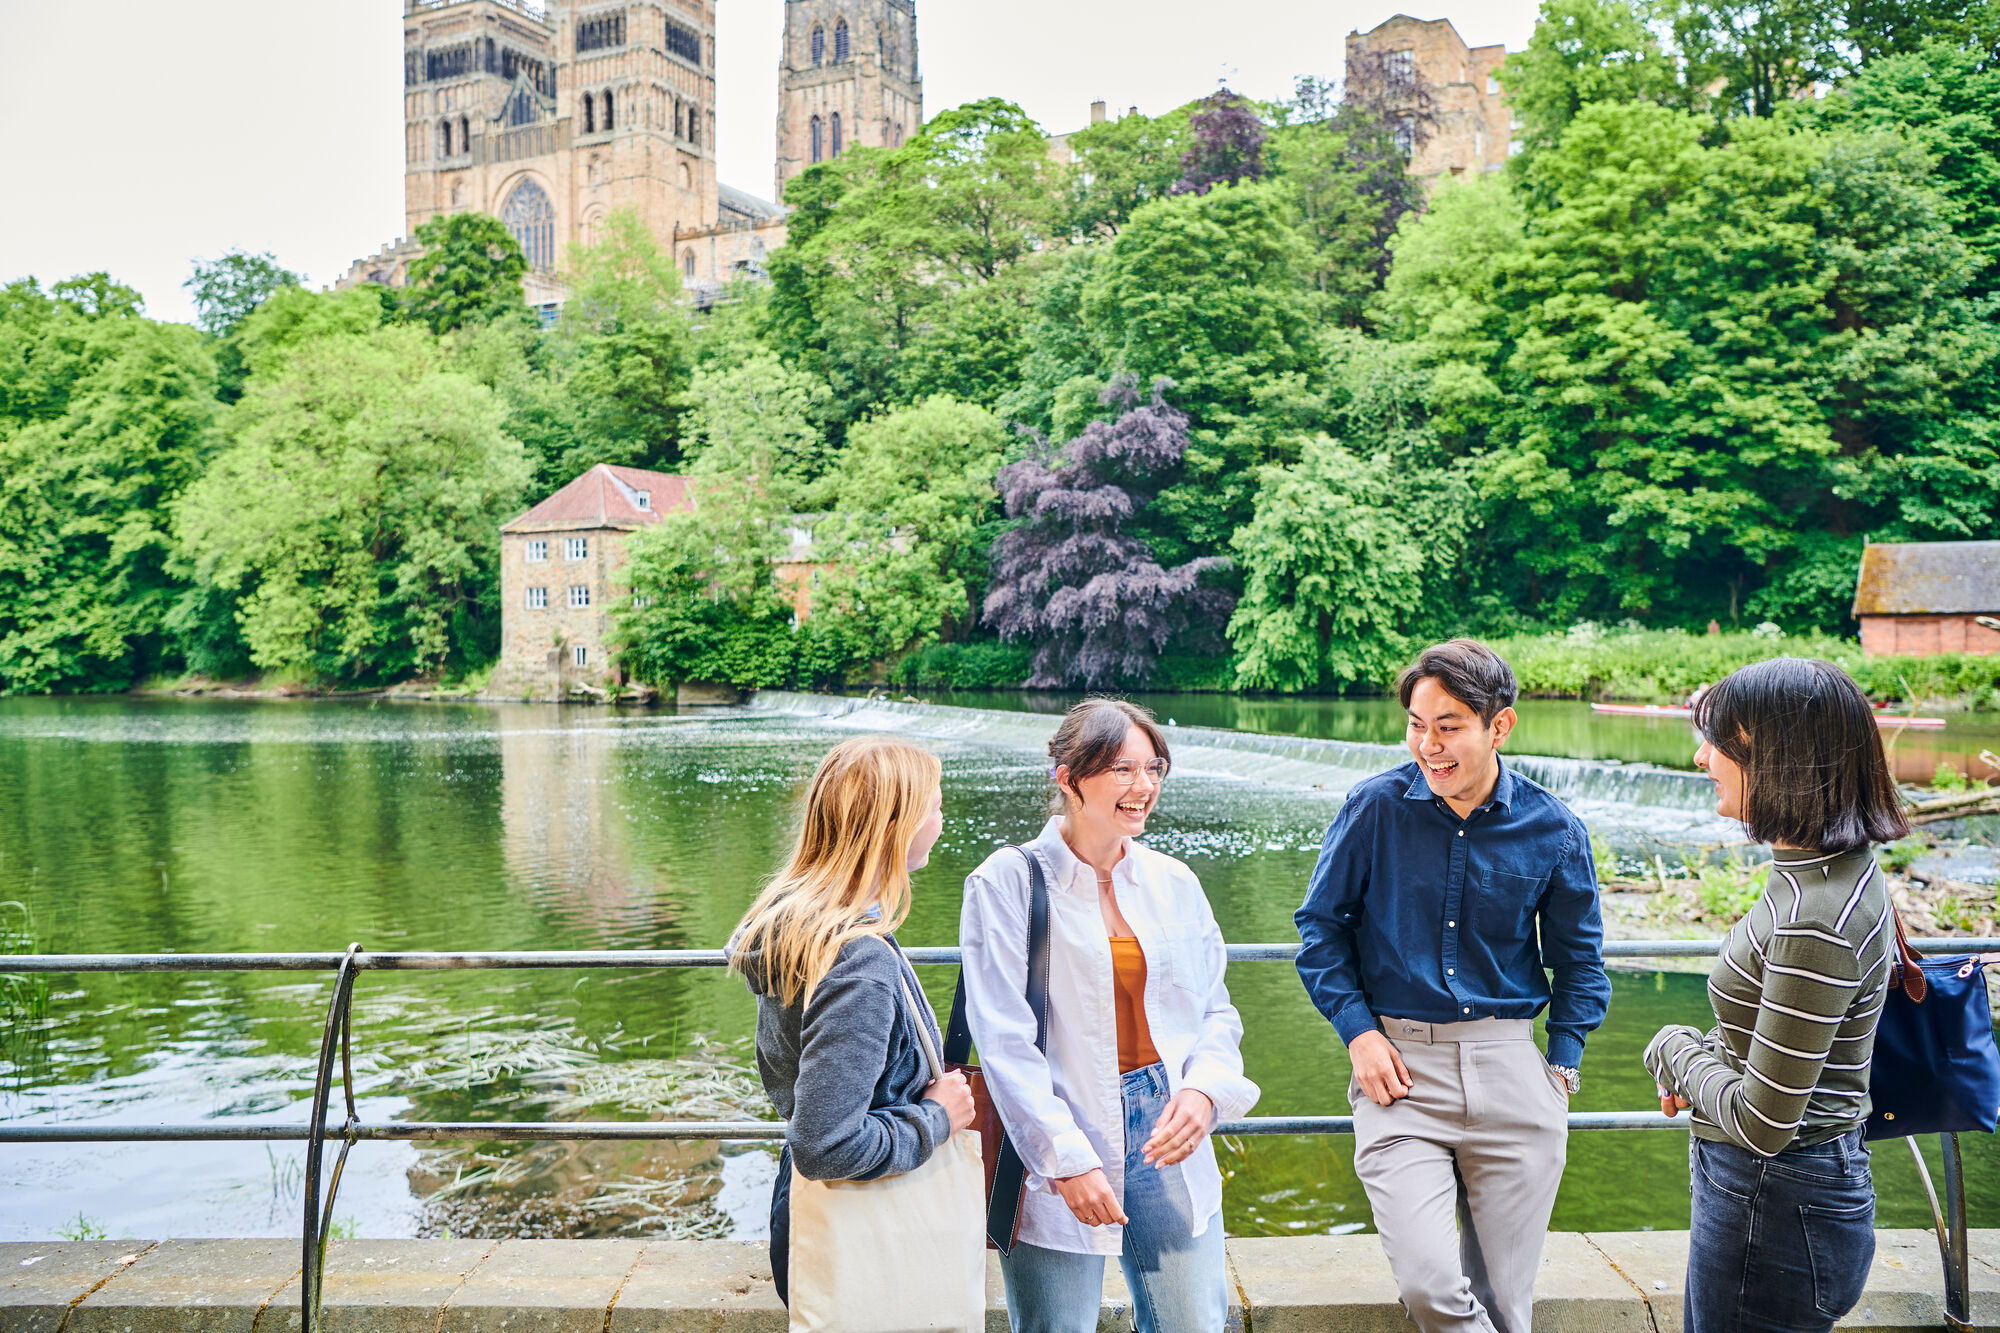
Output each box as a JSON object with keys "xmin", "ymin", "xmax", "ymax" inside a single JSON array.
[
  {"xmin": 984, "ymin": 376, "xmax": 1235, "ymax": 688},
  {"xmin": 1173, "ymin": 88, "xmax": 1267, "ymax": 196}
]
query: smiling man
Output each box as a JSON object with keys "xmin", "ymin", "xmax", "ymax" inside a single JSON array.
[{"xmin": 1294, "ymin": 639, "xmax": 1609, "ymax": 1333}]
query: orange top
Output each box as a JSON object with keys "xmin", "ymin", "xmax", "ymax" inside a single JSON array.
[{"xmin": 1110, "ymin": 937, "xmax": 1161, "ymax": 1073}]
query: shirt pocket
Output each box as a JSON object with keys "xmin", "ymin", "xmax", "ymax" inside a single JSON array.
[
  {"xmin": 1151, "ymin": 921, "xmax": 1210, "ymax": 998},
  {"xmin": 1470, "ymin": 868, "xmax": 1545, "ymax": 953}
]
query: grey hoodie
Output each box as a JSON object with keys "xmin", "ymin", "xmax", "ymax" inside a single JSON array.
[{"xmin": 736, "ymin": 932, "xmax": 953, "ymax": 1182}]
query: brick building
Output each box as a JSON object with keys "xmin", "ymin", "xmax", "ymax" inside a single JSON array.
[
  {"xmin": 488, "ymin": 464, "xmax": 692, "ymax": 698},
  {"xmin": 1852, "ymin": 541, "xmax": 2000, "ymax": 657},
  {"xmin": 1345, "ymin": 14, "xmax": 1514, "ymax": 186}
]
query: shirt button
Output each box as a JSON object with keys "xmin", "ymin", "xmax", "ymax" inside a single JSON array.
[
  {"xmin": 1457, "ymin": 830, "xmax": 1465, "ymax": 837},
  {"xmin": 1447, "ymin": 968, "xmax": 1455, "ymax": 975},
  {"xmin": 1448, "ymin": 920, "xmax": 1456, "ymax": 928},
  {"xmin": 1464, "ymin": 1007, "xmax": 1472, "ymax": 1014}
]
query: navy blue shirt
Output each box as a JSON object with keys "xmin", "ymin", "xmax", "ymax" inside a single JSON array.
[{"xmin": 1295, "ymin": 758, "xmax": 1610, "ymax": 1069}]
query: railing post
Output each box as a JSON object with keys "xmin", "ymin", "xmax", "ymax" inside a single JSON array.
[
  {"xmin": 301, "ymin": 943, "xmax": 363, "ymax": 1333},
  {"xmin": 1942, "ymin": 1132, "xmax": 1972, "ymax": 1332}
]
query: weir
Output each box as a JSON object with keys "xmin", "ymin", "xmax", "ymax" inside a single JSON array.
[{"xmin": 747, "ymin": 690, "xmax": 1739, "ymax": 852}]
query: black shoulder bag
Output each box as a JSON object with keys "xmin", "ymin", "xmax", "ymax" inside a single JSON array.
[{"xmin": 943, "ymin": 845, "xmax": 1051, "ymax": 1254}]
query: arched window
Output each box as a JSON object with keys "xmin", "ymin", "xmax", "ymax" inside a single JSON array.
[
  {"xmin": 683, "ymin": 250, "xmax": 696, "ymax": 278},
  {"xmin": 582, "ymin": 92, "xmax": 595, "ymax": 133},
  {"xmin": 810, "ymin": 25, "xmax": 824, "ymax": 65},
  {"xmin": 690, "ymin": 111, "xmax": 701, "ymax": 147},
  {"xmin": 460, "ymin": 117, "xmax": 470, "ymax": 152},
  {"xmin": 810, "ymin": 115, "xmax": 822, "ymax": 163},
  {"xmin": 679, "ymin": 162, "xmax": 691, "ymax": 189},
  {"xmin": 830, "ymin": 112, "xmax": 842, "ymax": 157},
  {"xmin": 602, "ymin": 90, "xmax": 615, "ymax": 130},
  {"xmin": 450, "ymin": 181, "xmax": 465, "ymax": 207},
  {"xmin": 834, "ymin": 18, "xmax": 849, "ymax": 61},
  {"xmin": 439, "ymin": 119, "xmax": 453, "ymax": 156},
  {"xmin": 502, "ymin": 178, "xmax": 555, "ymax": 271}
]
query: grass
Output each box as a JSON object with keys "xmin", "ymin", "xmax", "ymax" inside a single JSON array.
[
  {"xmin": 1, "ymin": 901, "xmax": 50, "ymax": 1079},
  {"xmin": 57, "ymin": 1214, "xmax": 106, "ymax": 1242}
]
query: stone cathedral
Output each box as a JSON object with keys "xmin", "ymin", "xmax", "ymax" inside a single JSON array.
[{"xmin": 340, "ymin": 0, "xmax": 924, "ymax": 310}]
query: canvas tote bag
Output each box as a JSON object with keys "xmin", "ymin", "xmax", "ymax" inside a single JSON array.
[{"xmin": 787, "ymin": 953, "xmax": 987, "ymax": 1333}]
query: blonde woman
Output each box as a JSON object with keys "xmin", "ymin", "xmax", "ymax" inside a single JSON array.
[
  {"xmin": 961, "ymin": 699, "xmax": 1259, "ymax": 1333},
  {"xmin": 728, "ymin": 736, "xmax": 976, "ymax": 1311}
]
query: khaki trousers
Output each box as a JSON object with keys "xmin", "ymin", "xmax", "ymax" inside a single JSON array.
[{"xmin": 1348, "ymin": 1017, "xmax": 1568, "ymax": 1333}]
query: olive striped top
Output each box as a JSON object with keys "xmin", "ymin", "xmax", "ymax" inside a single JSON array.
[{"xmin": 1643, "ymin": 848, "xmax": 1892, "ymax": 1157}]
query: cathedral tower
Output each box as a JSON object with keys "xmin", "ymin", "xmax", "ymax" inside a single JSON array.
[
  {"xmin": 774, "ymin": 0, "xmax": 922, "ymax": 199},
  {"xmin": 400, "ymin": 0, "xmax": 721, "ymax": 299}
]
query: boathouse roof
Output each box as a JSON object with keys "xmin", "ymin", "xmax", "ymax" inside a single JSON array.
[
  {"xmin": 502, "ymin": 464, "xmax": 693, "ymax": 534},
  {"xmin": 1852, "ymin": 541, "xmax": 2000, "ymax": 616}
]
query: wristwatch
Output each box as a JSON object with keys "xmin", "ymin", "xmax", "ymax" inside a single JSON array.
[{"xmin": 1550, "ymin": 1065, "xmax": 1582, "ymax": 1096}]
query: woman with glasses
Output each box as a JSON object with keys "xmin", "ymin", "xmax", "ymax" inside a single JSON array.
[{"xmin": 959, "ymin": 698, "xmax": 1259, "ymax": 1333}]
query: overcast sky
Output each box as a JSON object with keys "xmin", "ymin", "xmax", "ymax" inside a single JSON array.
[{"xmin": 0, "ymin": 0, "xmax": 1540, "ymax": 325}]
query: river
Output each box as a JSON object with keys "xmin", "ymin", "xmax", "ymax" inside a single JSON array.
[{"xmin": 1, "ymin": 693, "xmax": 1994, "ymax": 1243}]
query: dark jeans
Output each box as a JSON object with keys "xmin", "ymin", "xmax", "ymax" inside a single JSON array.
[{"xmin": 1686, "ymin": 1130, "xmax": 1875, "ymax": 1333}]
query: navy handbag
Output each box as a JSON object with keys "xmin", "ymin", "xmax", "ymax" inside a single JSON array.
[{"xmin": 1864, "ymin": 907, "xmax": 2000, "ymax": 1141}]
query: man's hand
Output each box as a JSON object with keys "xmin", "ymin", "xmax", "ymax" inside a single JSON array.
[
  {"xmin": 1052, "ymin": 1168, "xmax": 1127, "ymax": 1228},
  {"xmin": 1142, "ymin": 1089, "xmax": 1214, "ymax": 1168},
  {"xmin": 1658, "ymin": 1085, "xmax": 1691, "ymax": 1117},
  {"xmin": 922, "ymin": 1070, "xmax": 975, "ymax": 1132},
  {"xmin": 1350, "ymin": 1030, "xmax": 1413, "ymax": 1107}
]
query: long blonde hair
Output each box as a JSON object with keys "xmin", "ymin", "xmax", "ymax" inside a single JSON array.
[{"xmin": 728, "ymin": 736, "xmax": 942, "ymax": 1007}]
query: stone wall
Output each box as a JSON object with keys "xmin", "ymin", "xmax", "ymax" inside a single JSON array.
[
  {"xmin": 7, "ymin": 1231, "xmax": 1997, "ymax": 1330},
  {"xmin": 488, "ymin": 523, "xmax": 631, "ymax": 699}
]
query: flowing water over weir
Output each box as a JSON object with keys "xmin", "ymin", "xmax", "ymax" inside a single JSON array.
[
  {"xmin": 0, "ymin": 694, "xmax": 1992, "ymax": 1244},
  {"xmin": 749, "ymin": 690, "xmax": 1738, "ymax": 855}
]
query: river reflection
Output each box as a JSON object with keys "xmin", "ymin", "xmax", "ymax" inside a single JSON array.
[{"xmin": 0, "ymin": 697, "xmax": 1994, "ymax": 1242}]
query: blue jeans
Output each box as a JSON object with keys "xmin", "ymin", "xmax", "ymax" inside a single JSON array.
[
  {"xmin": 1000, "ymin": 1063, "xmax": 1228, "ymax": 1333},
  {"xmin": 1686, "ymin": 1131, "xmax": 1875, "ymax": 1333}
]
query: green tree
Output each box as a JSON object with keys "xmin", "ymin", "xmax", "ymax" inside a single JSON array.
[
  {"xmin": 1060, "ymin": 106, "xmax": 1192, "ymax": 237},
  {"xmin": 402, "ymin": 212, "xmax": 531, "ymax": 334},
  {"xmin": 1671, "ymin": 0, "xmax": 1844, "ymax": 119},
  {"xmin": 1230, "ymin": 435, "xmax": 1474, "ymax": 691},
  {"xmin": 0, "ymin": 296, "xmax": 217, "ymax": 691},
  {"xmin": 681, "ymin": 352, "xmax": 831, "ymax": 507},
  {"xmin": 176, "ymin": 324, "xmax": 528, "ymax": 680},
  {"xmin": 1498, "ymin": 0, "xmax": 1683, "ymax": 155},
  {"xmin": 1080, "ymin": 182, "xmax": 1325, "ymax": 555},
  {"xmin": 184, "ymin": 250, "xmax": 304, "ymax": 337}
]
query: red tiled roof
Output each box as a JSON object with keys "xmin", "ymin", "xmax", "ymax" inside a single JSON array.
[{"xmin": 502, "ymin": 465, "xmax": 694, "ymax": 532}]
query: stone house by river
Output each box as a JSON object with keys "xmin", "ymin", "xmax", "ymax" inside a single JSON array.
[{"xmin": 487, "ymin": 464, "xmax": 691, "ymax": 698}]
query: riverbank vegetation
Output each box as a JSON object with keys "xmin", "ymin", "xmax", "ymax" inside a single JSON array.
[{"xmin": 4, "ymin": 1, "xmax": 1998, "ymax": 700}]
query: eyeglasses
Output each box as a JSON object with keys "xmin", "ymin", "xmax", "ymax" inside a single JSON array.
[{"xmin": 1107, "ymin": 759, "xmax": 1170, "ymax": 785}]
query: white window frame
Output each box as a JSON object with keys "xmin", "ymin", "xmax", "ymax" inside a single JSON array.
[
  {"xmin": 635, "ymin": 490, "xmax": 651, "ymax": 510},
  {"xmin": 569, "ymin": 585, "xmax": 592, "ymax": 608},
  {"xmin": 525, "ymin": 538, "xmax": 548, "ymax": 563},
  {"xmin": 564, "ymin": 536, "xmax": 589, "ymax": 561},
  {"xmin": 525, "ymin": 586, "xmax": 548, "ymax": 609}
]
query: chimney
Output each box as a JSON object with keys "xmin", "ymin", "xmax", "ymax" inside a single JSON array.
[
  {"xmin": 1128, "ymin": 106, "xmax": 1139, "ymax": 119},
  {"xmin": 1090, "ymin": 99, "xmax": 1107, "ymax": 123}
]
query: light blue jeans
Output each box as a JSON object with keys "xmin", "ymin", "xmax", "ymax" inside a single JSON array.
[{"xmin": 999, "ymin": 1062, "xmax": 1228, "ymax": 1333}]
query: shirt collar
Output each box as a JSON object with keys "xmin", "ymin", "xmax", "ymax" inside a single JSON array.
[
  {"xmin": 1401, "ymin": 756, "xmax": 1516, "ymax": 811},
  {"xmin": 1030, "ymin": 815, "xmax": 1132, "ymax": 894}
]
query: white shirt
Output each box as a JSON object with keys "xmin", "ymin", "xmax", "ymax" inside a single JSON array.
[{"xmin": 959, "ymin": 817, "xmax": 1260, "ymax": 1256}]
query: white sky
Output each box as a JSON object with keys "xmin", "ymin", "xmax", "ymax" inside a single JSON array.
[{"xmin": 0, "ymin": 1, "xmax": 1540, "ymax": 326}]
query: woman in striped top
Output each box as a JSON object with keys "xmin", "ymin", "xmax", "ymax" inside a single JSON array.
[{"xmin": 1644, "ymin": 658, "xmax": 1909, "ymax": 1333}]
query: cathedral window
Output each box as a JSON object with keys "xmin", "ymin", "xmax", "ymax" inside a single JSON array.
[
  {"xmin": 506, "ymin": 85, "xmax": 543, "ymax": 127},
  {"xmin": 602, "ymin": 91, "xmax": 615, "ymax": 130},
  {"xmin": 683, "ymin": 250, "xmax": 696, "ymax": 278},
  {"xmin": 664, "ymin": 20, "xmax": 702, "ymax": 63},
  {"xmin": 830, "ymin": 112, "xmax": 842, "ymax": 157},
  {"xmin": 502, "ymin": 178, "xmax": 556, "ymax": 271},
  {"xmin": 834, "ymin": 19, "xmax": 849, "ymax": 61},
  {"xmin": 583, "ymin": 92, "xmax": 595, "ymax": 134},
  {"xmin": 439, "ymin": 120, "xmax": 453, "ymax": 157},
  {"xmin": 460, "ymin": 117, "xmax": 470, "ymax": 153},
  {"xmin": 810, "ymin": 115, "xmax": 823, "ymax": 163},
  {"xmin": 810, "ymin": 25, "xmax": 824, "ymax": 66},
  {"xmin": 576, "ymin": 11, "xmax": 625, "ymax": 53}
]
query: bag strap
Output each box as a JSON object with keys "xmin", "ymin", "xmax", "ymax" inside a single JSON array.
[
  {"xmin": 944, "ymin": 845, "xmax": 1051, "ymax": 1065},
  {"xmin": 1889, "ymin": 900, "xmax": 1929, "ymax": 1003},
  {"xmin": 898, "ymin": 974, "xmax": 948, "ymax": 1083}
]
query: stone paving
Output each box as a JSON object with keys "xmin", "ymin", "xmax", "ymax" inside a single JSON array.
[{"xmin": 4, "ymin": 1231, "xmax": 1998, "ymax": 1331}]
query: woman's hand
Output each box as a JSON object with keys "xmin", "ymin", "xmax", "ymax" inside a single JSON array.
[
  {"xmin": 923, "ymin": 1070, "xmax": 975, "ymax": 1133},
  {"xmin": 1658, "ymin": 1084, "xmax": 1691, "ymax": 1117},
  {"xmin": 1052, "ymin": 1168, "xmax": 1127, "ymax": 1227},
  {"xmin": 1142, "ymin": 1089, "xmax": 1214, "ymax": 1168}
]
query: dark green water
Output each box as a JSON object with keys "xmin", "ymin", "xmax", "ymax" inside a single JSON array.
[{"xmin": 0, "ymin": 696, "xmax": 1991, "ymax": 1241}]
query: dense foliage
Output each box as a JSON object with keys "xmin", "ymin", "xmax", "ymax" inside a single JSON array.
[{"xmin": 5, "ymin": 0, "xmax": 2000, "ymax": 698}]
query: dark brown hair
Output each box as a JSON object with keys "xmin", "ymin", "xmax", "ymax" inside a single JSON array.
[
  {"xmin": 1047, "ymin": 698, "xmax": 1171, "ymax": 814},
  {"xmin": 1693, "ymin": 658, "xmax": 1910, "ymax": 854},
  {"xmin": 1396, "ymin": 639, "xmax": 1519, "ymax": 724}
]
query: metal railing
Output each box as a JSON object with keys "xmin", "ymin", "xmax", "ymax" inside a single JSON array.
[{"xmin": 6, "ymin": 938, "xmax": 1995, "ymax": 1332}]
